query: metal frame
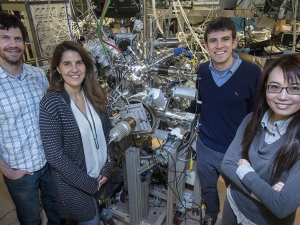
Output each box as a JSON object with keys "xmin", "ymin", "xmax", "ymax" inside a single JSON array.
[{"xmin": 119, "ymin": 138, "xmax": 187, "ymax": 225}]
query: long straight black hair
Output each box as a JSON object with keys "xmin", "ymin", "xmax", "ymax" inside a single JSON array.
[{"xmin": 241, "ymin": 53, "xmax": 300, "ymax": 184}]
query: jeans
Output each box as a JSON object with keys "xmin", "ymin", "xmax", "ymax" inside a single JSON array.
[
  {"xmin": 196, "ymin": 138, "xmax": 226, "ymax": 218},
  {"xmin": 4, "ymin": 163, "xmax": 61, "ymax": 225},
  {"xmin": 78, "ymin": 198, "xmax": 100, "ymax": 225}
]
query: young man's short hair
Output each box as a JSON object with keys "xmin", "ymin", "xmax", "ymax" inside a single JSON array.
[{"xmin": 204, "ymin": 17, "xmax": 236, "ymax": 43}]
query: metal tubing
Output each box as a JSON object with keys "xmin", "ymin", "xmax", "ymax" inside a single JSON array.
[
  {"xmin": 142, "ymin": 0, "xmax": 148, "ymax": 60},
  {"xmin": 149, "ymin": 15, "xmax": 154, "ymax": 59},
  {"xmin": 292, "ymin": 0, "xmax": 299, "ymax": 52}
]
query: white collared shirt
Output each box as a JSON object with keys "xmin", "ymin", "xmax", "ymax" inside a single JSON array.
[{"xmin": 261, "ymin": 110, "xmax": 293, "ymax": 144}]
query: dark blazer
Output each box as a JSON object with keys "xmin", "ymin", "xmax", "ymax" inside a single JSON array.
[{"xmin": 39, "ymin": 89, "xmax": 115, "ymax": 221}]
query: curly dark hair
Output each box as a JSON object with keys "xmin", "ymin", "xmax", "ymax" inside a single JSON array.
[
  {"xmin": 0, "ymin": 11, "xmax": 27, "ymax": 41},
  {"xmin": 204, "ymin": 17, "xmax": 236, "ymax": 43}
]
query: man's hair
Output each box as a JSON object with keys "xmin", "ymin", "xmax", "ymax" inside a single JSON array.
[
  {"xmin": 0, "ymin": 11, "xmax": 27, "ymax": 41},
  {"xmin": 204, "ymin": 17, "xmax": 236, "ymax": 43}
]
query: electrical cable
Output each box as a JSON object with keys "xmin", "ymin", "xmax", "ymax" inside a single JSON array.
[
  {"xmin": 102, "ymin": 38, "xmax": 121, "ymax": 53},
  {"xmin": 174, "ymin": 0, "xmax": 208, "ymax": 60},
  {"xmin": 64, "ymin": 0, "xmax": 74, "ymax": 41},
  {"xmin": 98, "ymin": 0, "xmax": 110, "ymax": 58},
  {"xmin": 153, "ymin": 144, "xmax": 201, "ymax": 224},
  {"xmin": 151, "ymin": 0, "xmax": 164, "ymax": 34}
]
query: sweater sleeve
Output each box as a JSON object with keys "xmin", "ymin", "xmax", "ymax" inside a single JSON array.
[
  {"xmin": 221, "ymin": 113, "xmax": 253, "ymax": 195},
  {"xmin": 240, "ymin": 161, "xmax": 300, "ymax": 218},
  {"xmin": 39, "ymin": 95, "xmax": 98, "ymax": 195},
  {"xmin": 222, "ymin": 113, "xmax": 300, "ymax": 218},
  {"xmin": 99, "ymin": 142, "xmax": 115, "ymax": 178}
]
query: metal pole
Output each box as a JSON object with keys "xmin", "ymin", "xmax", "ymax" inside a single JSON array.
[
  {"xmin": 126, "ymin": 147, "xmax": 142, "ymax": 225},
  {"xmin": 292, "ymin": 0, "xmax": 299, "ymax": 52},
  {"xmin": 142, "ymin": 0, "xmax": 148, "ymax": 60}
]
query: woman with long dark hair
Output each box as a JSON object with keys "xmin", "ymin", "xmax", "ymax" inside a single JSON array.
[
  {"xmin": 39, "ymin": 41, "xmax": 114, "ymax": 224},
  {"xmin": 221, "ymin": 53, "xmax": 300, "ymax": 225}
]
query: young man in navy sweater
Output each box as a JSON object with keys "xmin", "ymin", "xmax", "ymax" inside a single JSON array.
[{"xmin": 186, "ymin": 17, "xmax": 262, "ymax": 225}]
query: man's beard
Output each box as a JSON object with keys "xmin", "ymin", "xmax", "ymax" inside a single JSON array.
[{"xmin": 0, "ymin": 47, "xmax": 23, "ymax": 65}]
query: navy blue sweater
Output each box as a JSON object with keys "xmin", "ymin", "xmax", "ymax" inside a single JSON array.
[{"xmin": 187, "ymin": 60, "xmax": 261, "ymax": 153}]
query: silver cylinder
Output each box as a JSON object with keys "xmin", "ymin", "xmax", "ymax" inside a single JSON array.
[
  {"xmin": 109, "ymin": 120, "xmax": 132, "ymax": 143},
  {"xmin": 164, "ymin": 109, "xmax": 194, "ymax": 122},
  {"xmin": 154, "ymin": 38, "xmax": 179, "ymax": 48},
  {"xmin": 170, "ymin": 86, "xmax": 197, "ymax": 100},
  {"xmin": 142, "ymin": 0, "xmax": 148, "ymax": 60}
]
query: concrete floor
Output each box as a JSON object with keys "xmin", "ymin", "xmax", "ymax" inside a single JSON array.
[{"xmin": 0, "ymin": 175, "xmax": 299, "ymax": 225}]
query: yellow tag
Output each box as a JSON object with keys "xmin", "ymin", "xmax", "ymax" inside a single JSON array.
[{"xmin": 190, "ymin": 59, "xmax": 196, "ymax": 66}]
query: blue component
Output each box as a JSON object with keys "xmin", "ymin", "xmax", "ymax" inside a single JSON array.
[
  {"xmin": 173, "ymin": 47, "xmax": 193, "ymax": 59},
  {"xmin": 173, "ymin": 47, "xmax": 182, "ymax": 56}
]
